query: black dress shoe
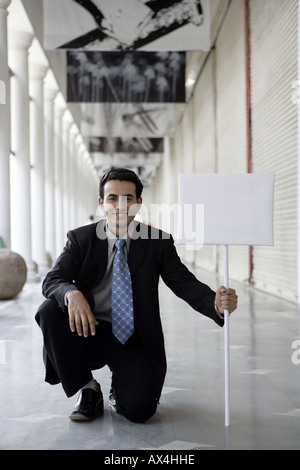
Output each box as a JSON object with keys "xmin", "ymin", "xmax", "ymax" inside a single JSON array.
[{"xmin": 69, "ymin": 386, "xmax": 104, "ymax": 421}]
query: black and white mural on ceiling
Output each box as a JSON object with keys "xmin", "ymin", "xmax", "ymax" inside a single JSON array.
[
  {"xmin": 43, "ymin": 0, "xmax": 210, "ymax": 51},
  {"xmin": 76, "ymin": 101, "xmax": 174, "ymax": 175},
  {"xmin": 67, "ymin": 51, "xmax": 185, "ymax": 103},
  {"xmin": 89, "ymin": 136, "xmax": 164, "ymax": 179},
  {"xmin": 76, "ymin": 102, "xmax": 177, "ymax": 137},
  {"xmin": 43, "ymin": 0, "xmax": 209, "ymax": 182},
  {"xmin": 89, "ymin": 137, "xmax": 163, "ymax": 153}
]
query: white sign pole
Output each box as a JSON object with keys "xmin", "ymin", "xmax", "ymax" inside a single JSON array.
[{"xmin": 224, "ymin": 244, "xmax": 230, "ymax": 427}]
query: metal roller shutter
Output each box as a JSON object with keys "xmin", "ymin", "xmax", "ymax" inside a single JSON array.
[
  {"xmin": 193, "ymin": 52, "xmax": 217, "ymax": 272},
  {"xmin": 250, "ymin": 0, "xmax": 298, "ymax": 303}
]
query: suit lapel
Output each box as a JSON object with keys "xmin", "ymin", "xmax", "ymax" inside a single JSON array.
[
  {"xmin": 128, "ymin": 223, "xmax": 147, "ymax": 275},
  {"xmin": 92, "ymin": 220, "xmax": 108, "ymax": 280}
]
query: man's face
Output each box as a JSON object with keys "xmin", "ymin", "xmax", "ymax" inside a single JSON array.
[{"xmin": 99, "ymin": 179, "xmax": 142, "ymax": 236}]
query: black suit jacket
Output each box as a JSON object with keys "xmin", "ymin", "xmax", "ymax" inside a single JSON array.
[{"xmin": 42, "ymin": 220, "xmax": 224, "ymax": 397}]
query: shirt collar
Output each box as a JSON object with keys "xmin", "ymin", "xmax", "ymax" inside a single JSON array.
[{"xmin": 106, "ymin": 224, "xmax": 132, "ymax": 253}]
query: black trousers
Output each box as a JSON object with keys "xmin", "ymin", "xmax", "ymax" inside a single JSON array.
[{"xmin": 35, "ymin": 299, "xmax": 158, "ymax": 423}]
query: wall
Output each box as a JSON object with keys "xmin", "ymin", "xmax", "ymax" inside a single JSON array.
[{"xmin": 250, "ymin": 0, "xmax": 298, "ymax": 303}]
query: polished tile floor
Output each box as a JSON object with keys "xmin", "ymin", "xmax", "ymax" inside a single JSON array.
[{"xmin": 0, "ymin": 266, "xmax": 300, "ymax": 451}]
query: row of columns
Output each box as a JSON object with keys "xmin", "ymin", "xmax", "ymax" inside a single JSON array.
[
  {"xmin": 0, "ymin": 1, "xmax": 99, "ymax": 279},
  {"xmin": 0, "ymin": 0, "xmax": 11, "ymax": 252}
]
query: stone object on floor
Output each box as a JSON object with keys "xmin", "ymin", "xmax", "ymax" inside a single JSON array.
[{"xmin": 0, "ymin": 248, "xmax": 27, "ymax": 299}]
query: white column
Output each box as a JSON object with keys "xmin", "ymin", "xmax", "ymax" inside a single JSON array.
[
  {"xmin": 62, "ymin": 111, "xmax": 73, "ymax": 235},
  {"xmin": 0, "ymin": 0, "xmax": 11, "ymax": 248},
  {"xmin": 44, "ymin": 85, "xmax": 58, "ymax": 265},
  {"xmin": 9, "ymin": 30, "xmax": 36, "ymax": 278},
  {"xmin": 82, "ymin": 152, "xmax": 98, "ymax": 224},
  {"xmin": 77, "ymin": 150, "xmax": 85, "ymax": 225},
  {"xmin": 163, "ymin": 136, "xmax": 172, "ymax": 204},
  {"xmin": 73, "ymin": 135, "xmax": 87, "ymax": 227},
  {"xmin": 298, "ymin": 0, "xmax": 300, "ymax": 312},
  {"xmin": 72, "ymin": 136, "xmax": 80, "ymax": 228},
  {"xmin": 87, "ymin": 155, "xmax": 98, "ymax": 222},
  {"xmin": 83, "ymin": 150, "xmax": 92, "ymax": 225},
  {"xmin": 54, "ymin": 97, "xmax": 66, "ymax": 256},
  {"xmin": 68, "ymin": 123, "xmax": 78, "ymax": 229},
  {"xmin": 29, "ymin": 62, "xmax": 48, "ymax": 275}
]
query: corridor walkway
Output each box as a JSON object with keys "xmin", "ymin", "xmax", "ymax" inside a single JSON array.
[{"xmin": 0, "ymin": 267, "xmax": 300, "ymax": 450}]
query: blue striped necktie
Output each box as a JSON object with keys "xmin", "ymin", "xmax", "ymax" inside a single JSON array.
[{"xmin": 111, "ymin": 238, "xmax": 134, "ymax": 344}]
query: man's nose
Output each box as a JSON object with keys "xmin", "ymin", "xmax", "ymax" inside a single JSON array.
[{"xmin": 117, "ymin": 196, "xmax": 127, "ymax": 210}]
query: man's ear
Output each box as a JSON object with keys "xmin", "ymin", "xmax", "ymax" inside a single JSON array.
[
  {"xmin": 98, "ymin": 197, "xmax": 106, "ymax": 216},
  {"xmin": 135, "ymin": 197, "xmax": 143, "ymax": 213}
]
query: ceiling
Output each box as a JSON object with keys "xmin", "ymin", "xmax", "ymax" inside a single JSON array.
[{"xmin": 9, "ymin": 0, "xmax": 227, "ymax": 187}]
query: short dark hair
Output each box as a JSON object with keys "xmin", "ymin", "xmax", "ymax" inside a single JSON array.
[{"xmin": 99, "ymin": 168, "xmax": 143, "ymax": 199}]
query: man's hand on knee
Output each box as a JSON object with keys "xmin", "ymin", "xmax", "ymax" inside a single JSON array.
[{"xmin": 66, "ymin": 290, "xmax": 98, "ymax": 337}]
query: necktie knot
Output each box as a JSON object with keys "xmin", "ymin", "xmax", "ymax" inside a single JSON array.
[{"xmin": 115, "ymin": 238, "xmax": 126, "ymax": 251}]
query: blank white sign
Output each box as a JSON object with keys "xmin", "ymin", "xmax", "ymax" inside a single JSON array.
[{"xmin": 177, "ymin": 173, "xmax": 275, "ymax": 246}]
